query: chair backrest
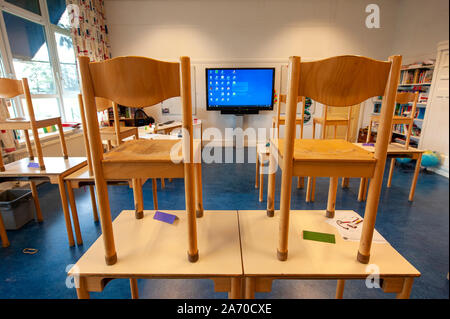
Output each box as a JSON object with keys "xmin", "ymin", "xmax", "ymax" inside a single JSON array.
[
  {"xmin": 321, "ymin": 105, "xmax": 353, "ymax": 140},
  {"xmin": 0, "ymin": 78, "xmax": 37, "ymax": 122}
]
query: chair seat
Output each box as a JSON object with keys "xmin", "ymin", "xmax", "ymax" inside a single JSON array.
[
  {"xmin": 101, "ymin": 139, "xmax": 201, "ymax": 179},
  {"xmin": 313, "ymin": 116, "xmax": 349, "ymax": 125},
  {"xmin": 0, "ymin": 117, "xmax": 61, "ymax": 130},
  {"xmin": 273, "ymin": 138, "xmax": 376, "ymax": 178},
  {"xmin": 100, "ymin": 126, "xmax": 138, "ymax": 141},
  {"xmin": 370, "ymin": 115, "xmax": 412, "ymax": 125}
]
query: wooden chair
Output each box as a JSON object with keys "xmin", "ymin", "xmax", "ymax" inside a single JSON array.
[
  {"xmin": 275, "ymin": 54, "xmax": 401, "ymax": 263},
  {"xmin": 307, "ymin": 105, "xmax": 354, "ymax": 202},
  {"xmin": 78, "ymin": 55, "xmax": 199, "ymax": 265},
  {"xmin": 0, "ymin": 78, "xmax": 68, "ymax": 171},
  {"xmin": 367, "ymin": 91, "xmax": 419, "ymax": 149},
  {"xmin": 358, "ymin": 91, "xmax": 420, "ymax": 200},
  {"xmin": 256, "ymin": 94, "xmax": 305, "ymax": 200}
]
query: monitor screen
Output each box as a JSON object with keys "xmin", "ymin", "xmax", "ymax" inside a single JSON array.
[{"xmin": 206, "ymin": 68, "xmax": 275, "ymax": 111}]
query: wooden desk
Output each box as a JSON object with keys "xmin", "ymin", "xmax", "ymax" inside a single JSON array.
[
  {"xmin": 68, "ymin": 210, "xmax": 243, "ymax": 299},
  {"xmin": 239, "ymin": 210, "xmax": 420, "ymax": 299},
  {"xmin": 0, "ymin": 157, "xmax": 87, "ymax": 247},
  {"xmin": 354, "ymin": 143, "xmax": 424, "ymax": 201}
]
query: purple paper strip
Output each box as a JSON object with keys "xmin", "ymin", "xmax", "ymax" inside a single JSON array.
[
  {"xmin": 28, "ymin": 162, "xmax": 40, "ymax": 168},
  {"xmin": 153, "ymin": 211, "xmax": 177, "ymax": 224},
  {"xmin": 362, "ymin": 143, "xmax": 375, "ymax": 147}
]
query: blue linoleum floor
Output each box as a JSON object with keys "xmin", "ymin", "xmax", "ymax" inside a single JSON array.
[{"xmin": 0, "ymin": 147, "xmax": 448, "ymax": 299}]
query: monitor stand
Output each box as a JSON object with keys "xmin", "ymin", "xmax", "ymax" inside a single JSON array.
[{"xmin": 220, "ymin": 110, "xmax": 259, "ymax": 115}]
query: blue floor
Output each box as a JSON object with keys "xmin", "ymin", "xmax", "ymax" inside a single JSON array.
[{"xmin": 0, "ymin": 147, "xmax": 448, "ymax": 299}]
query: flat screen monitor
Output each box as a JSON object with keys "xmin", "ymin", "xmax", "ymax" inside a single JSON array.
[{"xmin": 205, "ymin": 68, "xmax": 275, "ymax": 114}]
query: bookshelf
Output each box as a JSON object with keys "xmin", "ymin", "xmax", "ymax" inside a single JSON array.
[
  {"xmin": 369, "ymin": 63, "xmax": 435, "ymax": 148},
  {"xmin": 107, "ymin": 105, "xmax": 135, "ymax": 127}
]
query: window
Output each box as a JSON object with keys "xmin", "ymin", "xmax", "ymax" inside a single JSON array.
[
  {"xmin": 0, "ymin": 0, "xmax": 80, "ymax": 123},
  {"xmin": 5, "ymin": 0, "xmax": 41, "ymax": 15}
]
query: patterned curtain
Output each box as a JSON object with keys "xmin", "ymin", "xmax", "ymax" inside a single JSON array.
[{"xmin": 66, "ymin": 0, "xmax": 111, "ymax": 62}]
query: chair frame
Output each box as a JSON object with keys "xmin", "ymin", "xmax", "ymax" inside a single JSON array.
[
  {"xmin": 0, "ymin": 78, "xmax": 68, "ymax": 171},
  {"xmin": 278, "ymin": 55, "xmax": 402, "ymax": 264},
  {"xmin": 312, "ymin": 104, "xmax": 353, "ymax": 140},
  {"xmin": 78, "ymin": 55, "xmax": 198, "ymax": 265}
]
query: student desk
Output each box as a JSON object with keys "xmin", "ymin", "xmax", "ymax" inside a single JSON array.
[
  {"xmin": 69, "ymin": 210, "xmax": 243, "ymax": 299},
  {"xmin": 0, "ymin": 157, "xmax": 87, "ymax": 247},
  {"xmin": 238, "ymin": 210, "xmax": 420, "ymax": 299},
  {"xmin": 354, "ymin": 143, "xmax": 424, "ymax": 201}
]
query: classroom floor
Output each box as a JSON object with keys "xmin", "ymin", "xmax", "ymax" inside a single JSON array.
[{"xmin": 0, "ymin": 147, "xmax": 448, "ymax": 299}]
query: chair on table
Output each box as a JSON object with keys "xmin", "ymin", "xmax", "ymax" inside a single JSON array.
[
  {"xmin": 78, "ymin": 55, "xmax": 200, "ymax": 265},
  {"xmin": 257, "ymin": 94, "xmax": 305, "ymax": 201},
  {"xmin": 306, "ymin": 104, "xmax": 354, "ymax": 202},
  {"xmin": 273, "ymin": 54, "xmax": 401, "ymax": 263},
  {"xmin": 0, "ymin": 78, "xmax": 68, "ymax": 171},
  {"xmin": 0, "ymin": 77, "xmax": 68, "ymax": 225},
  {"xmin": 358, "ymin": 91, "xmax": 420, "ymax": 200}
]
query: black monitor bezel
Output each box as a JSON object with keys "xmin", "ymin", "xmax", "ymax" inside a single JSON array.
[{"xmin": 205, "ymin": 67, "xmax": 275, "ymax": 112}]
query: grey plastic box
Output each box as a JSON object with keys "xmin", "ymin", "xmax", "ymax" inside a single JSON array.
[{"xmin": 0, "ymin": 189, "xmax": 35, "ymax": 230}]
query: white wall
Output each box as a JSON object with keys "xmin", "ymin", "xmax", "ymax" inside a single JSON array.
[{"xmin": 104, "ymin": 0, "xmax": 448, "ymax": 146}]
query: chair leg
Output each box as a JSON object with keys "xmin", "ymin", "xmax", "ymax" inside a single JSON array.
[
  {"xmin": 310, "ymin": 177, "xmax": 316, "ymax": 202},
  {"xmin": 259, "ymin": 162, "xmax": 264, "ymax": 202},
  {"xmin": 306, "ymin": 177, "xmax": 313, "ymax": 202},
  {"xmin": 297, "ymin": 176, "xmax": 304, "ymax": 189},
  {"xmin": 244, "ymin": 277, "xmax": 256, "ymax": 299},
  {"xmin": 341, "ymin": 177, "xmax": 349, "ymax": 188},
  {"xmin": 130, "ymin": 278, "xmax": 139, "ymax": 299},
  {"xmin": 0, "ymin": 149, "xmax": 4, "ymax": 172},
  {"xmin": 132, "ymin": 179, "xmax": 144, "ymax": 219},
  {"xmin": 387, "ymin": 158, "xmax": 395, "ymax": 188},
  {"xmin": 358, "ymin": 178, "xmax": 366, "ymax": 202},
  {"xmin": 336, "ymin": 280, "xmax": 345, "ymax": 299},
  {"xmin": 255, "ymin": 154, "xmax": 259, "ymax": 189},
  {"xmin": 408, "ymin": 154, "xmax": 422, "ymax": 202},
  {"xmin": 194, "ymin": 163, "xmax": 204, "ymax": 218},
  {"xmin": 161, "ymin": 178, "xmax": 165, "ymax": 189},
  {"xmin": 326, "ymin": 177, "xmax": 339, "ymax": 218},
  {"xmin": 57, "ymin": 119, "xmax": 69, "ymax": 159},
  {"xmin": 396, "ymin": 278, "xmax": 414, "ymax": 299},
  {"xmin": 266, "ymin": 152, "xmax": 276, "ymax": 217},
  {"xmin": 312, "ymin": 121, "xmax": 316, "ymax": 139},
  {"xmin": 0, "ymin": 212, "xmax": 10, "ymax": 247},
  {"xmin": 57, "ymin": 176, "xmax": 75, "ymax": 247},
  {"xmin": 24, "ymin": 130, "xmax": 34, "ymax": 160},
  {"xmin": 89, "ymin": 185, "xmax": 99, "ymax": 222},
  {"xmin": 151, "ymin": 179, "xmax": 158, "ymax": 210},
  {"xmin": 29, "ymin": 181, "xmax": 43, "ymax": 222},
  {"xmin": 366, "ymin": 121, "xmax": 373, "ymax": 143},
  {"xmin": 31, "ymin": 128, "xmax": 45, "ymax": 170},
  {"xmin": 334, "ymin": 125, "xmax": 337, "ymax": 139}
]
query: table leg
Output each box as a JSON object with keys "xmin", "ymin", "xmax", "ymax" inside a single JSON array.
[
  {"xmin": 57, "ymin": 176, "xmax": 75, "ymax": 247},
  {"xmin": 358, "ymin": 178, "xmax": 366, "ymax": 202},
  {"xmin": 387, "ymin": 158, "xmax": 395, "ymax": 188},
  {"xmin": 29, "ymin": 181, "xmax": 43, "ymax": 222},
  {"xmin": 152, "ymin": 179, "xmax": 158, "ymax": 210},
  {"xmin": 409, "ymin": 154, "xmax": 422, "ymax": 202},
  {"xmin": 244, "ymin": 277, "xmax": 255, "ymax": 299},
  {"xmin": 161, "ymin": 178, "xmax": 165, "ymax": 189},
  {"xmin": 75, "ymin": 277, "xmax": 90, "ymax": 299},
  {"xmin": 89, "ymin": 185, "xmax": 99, "ymax": 222},
  {"xmin": 0, "ymin": 212, "xmax": 10, "ymax": 247},
  {"xmin": 66, "ymin": 181, "xmax": 83, "ymax": 245},
  {"xmin": 266, "ymin": 152, "xmax": 276, "ymax": 217},
  {"xmin": 229, "ymin": 277, "xmax": 242, "ymax": 299},
  {"xmin": 130, "ymin": 278, "xmax": 139, "ymax": 299},
  {"xmin": 341, "ymin": 177, "xmax": 349, "ymax": 188},
  {"xmin": 336, "ymin": 279, "xmax": 345, "ymax": 299},
  {"xmin": 396, "ymin": 277, "xmax": 414, "ymax": 299},
  {"xmin": 363, "ymin": 178, "xmax": 369, "ymax": 201},
  {"xmin": 311, "ymin": 177, "xmax": 316, "ymax": 202},
  {"xmin": 195, "ymin": 163, "xmax": 204, "ymax": 218}
]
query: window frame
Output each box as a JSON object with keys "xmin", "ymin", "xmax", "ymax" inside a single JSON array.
[{"xmin": 0, "ymin": 0, "xmax": 79, "ymax": 122}]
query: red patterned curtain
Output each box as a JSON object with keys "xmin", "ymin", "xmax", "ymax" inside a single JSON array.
[{"xmin": 66, "ymin": 0, "xmax": 111, "ymax": 61}]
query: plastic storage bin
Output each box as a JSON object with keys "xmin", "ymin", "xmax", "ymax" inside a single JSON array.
[{"xmin": 0, "ymin": 189, "xmax": 35, "ymax": 230}]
